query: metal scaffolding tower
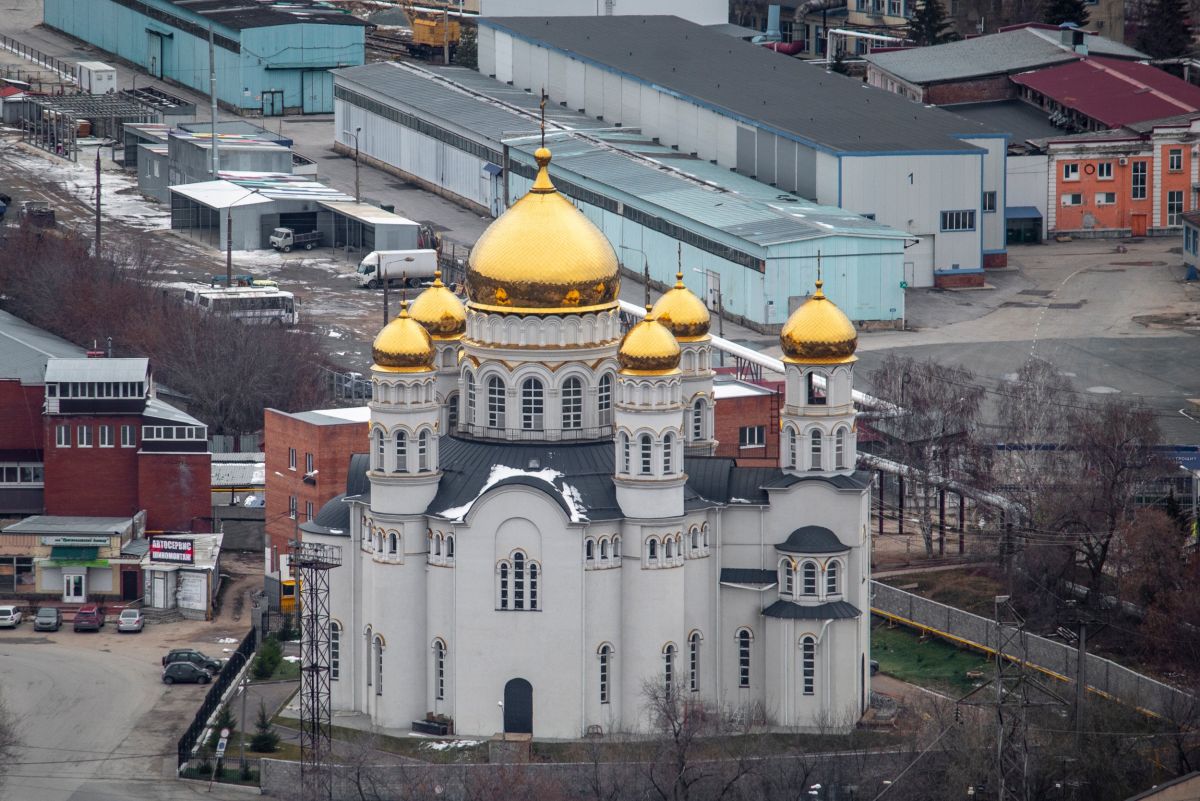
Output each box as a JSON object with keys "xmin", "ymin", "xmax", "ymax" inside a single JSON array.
[{"xmin": 291, "ymin": 540, "xmax": 341, "ymax": 801}]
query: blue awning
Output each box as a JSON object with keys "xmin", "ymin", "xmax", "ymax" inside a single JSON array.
[
  {"xmin": 482, "ymin": 163, "xmax": 503, "ymax": 176},
  {"xmin": 1006, "ymin": 206, "xmax": 1042, "ymax": 220}
]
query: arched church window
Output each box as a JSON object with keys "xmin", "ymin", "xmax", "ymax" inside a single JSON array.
[
  {"xmin": 487, "ymin": 376, "xmax": 505, "ymax": 429},
  {"xmin": 691, "ymin": 399, "xmax": 704, "ymax": 441},
  {"xmin": 529, "ymin": 561, "xmax": 539, "ymax": 610},
  {"xmin": 418, "ymin": 430, "xmax": 430, "ymax": 472},
  {"xmin": 447, "ymin": 392, "xmax": 459, "ymax": 431},
  {"xmin": 802, "ymin": 561, "xmax": 818, "ymax": 596},
  {"xmin": 690, "ymin": 527, "xmax": 699, "ymax": 552},
  {"xmin": 835, "ymin": 428, "xmax": 847, "ymax": 470},
  {"xmin": 810, "ymin": 429, "xmax": 823, "ymax": 471},
  {"xmin": 736, "ymin": 628, "xmax": 752, "ymax": 688},
  {"xmin": 781, "ymin": 558, "xmax": 795, "ymax": 597},
  {"xmin": 445, "ymin": 534, "xmax": 454, "ymax": 561},
  {"xmin": 787, "ymin": 427, "xmax": 797, "ymax": 469},
  {"xmin": 521, "ymin": 378, "xmax": 544, "ymax": 431},
  {"xmin": 664, "ymin": 537, "xmax": 674, "ymax": 560},
  {"xmin": 640, "ymin": 435, "xmax": 653, "ymax": 476},
  {"xmin": 620, "ymin": 432, "xmax": 631, "ymax": 474},
  {"xmin": 807, "ymin": 372, "xmax": 827, "ymax": 405},
  {"xmin": 663, "ymin": 643, "xmax": 677, "ymax": 694},
  {"xmin": 663, "ymin": 433, "xmax": 674, "ymax": 474},
  {"xmin": 393, "ymin": 431, "xmax": 407, "ymax": 473},
  {"xmin": 373, "ymin": 635, "xmax": 384, "ymax": 696},
  {"xmin": 599, "ymin": 538, "xmax": 609, "ymax": 562},
  {"xmin": 513, "ymin": 551, "xmax": 526, "ymax": 609},
  {"xmin": 585, "ymin": 538, "xmax": 595, "ymax": 563},
  {"xmin": 598, "ymin": 643, "xmax": 613, "ymax": 704},
  {"xmin": 562, "ymin": 377, "xmax": 583, "ymax": 430},
  {"xmin": 330, "ymin": 621, "xmax": 341, "ymax": 681},
  {"xmin": 498, "ymin": 561, "xmax": 510, "ymax": 609},
  {"xmin": 647, "ymin": 538, "xmax": 658, "ymax": 562},
  {"xmin": 388, "ymin": 532, "xmax": 398, "ymax": 555},
  {"xmin": 598, "ymin": 373, "xmax": 613, "ymax": 426},
  {"xmin": 613, "ymin": 535, "xmax": 622, "ymax": 560},
  {"xmin": 465, "ymin": 373, "xmax": 476, "ymax": 424},
  {"xmin": 688, "ymin": 631, "xmax": 702, "ymax": 692},
  {"xmin": 801, "ymin": 636, "xmax": 816, "ymax": 695},
  {"xmin": 373, "ymin": 428, "xmax": 385, "ymax": 471},
  {"xmin": 433, "ymin": 639, "xmax": 447, "ymax": 700},
  {"xmin": 826, "ymin": 560, "xmax": 840, "ymax": 596}
]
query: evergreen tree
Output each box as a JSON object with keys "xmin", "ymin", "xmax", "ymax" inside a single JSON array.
[
  {"xmin": 455, "ymin": 24, "xmax": 478, "ymax": 70},
  {"xmin": 249, "ymin": 700, "xmax": 280, "ymax": 753},
  {"xmin": 207, "ymin": 705, "xmax": 237, "ymax": 749},
  {"xmin": 1042, "ymin": 0, "xmax": 1089, "ymax": 26},
  {"xmin": 1136, "ymin": 0, "xmax": 1194, "ymax": 58},
  {"xmin": 908, "ymin": 0, "xmax": 954, "ymax": 46}
]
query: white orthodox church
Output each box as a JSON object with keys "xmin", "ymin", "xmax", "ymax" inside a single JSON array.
[{"xmin": 304, "ymin": 148, "xmax": 872, "ymax": 739}]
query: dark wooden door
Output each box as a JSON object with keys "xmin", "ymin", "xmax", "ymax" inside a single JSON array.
[
  {"xmin": 503, "ymin": 678, "xmax": 532, "ymax": 734},
  {"xmin": 121, "ymin": 570, "xmax": 139, "ymax": 601}
]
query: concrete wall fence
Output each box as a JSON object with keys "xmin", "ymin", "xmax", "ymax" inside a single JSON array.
[{"xmin": 871, "ymin": 581, "xmax": 1196, "ymax": 721}]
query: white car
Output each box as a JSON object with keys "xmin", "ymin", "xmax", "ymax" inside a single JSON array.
[{"xmin": 0, "ymin": 606, "xmax": 23, "ymax": 628}]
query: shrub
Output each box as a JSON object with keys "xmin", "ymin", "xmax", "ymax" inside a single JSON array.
[
  {"xmin": 249, "ymin": 699, "xmax": 280, "ymax": 753},
  {"xmin": 252, "ymin": 636, "xmax": 282, "ymax": 680}
]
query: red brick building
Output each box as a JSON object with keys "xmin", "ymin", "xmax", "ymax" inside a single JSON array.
[
  {"xmin": 712, "ymin": 376, "xmax": 783, "ymax": 467},
  {"xmin": 263, "ymin": 406, "xmax": 369, "ymax": 569}
]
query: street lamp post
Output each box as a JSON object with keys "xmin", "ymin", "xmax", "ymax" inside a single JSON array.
[
  {"xmin": 226, "ymin": 187, "xmax": 261, "ymax": 289},
  {"xmin": 617, "ymin": 245, "xmax": 650, "ymax": 307},
  {"xmin": 345, "ymin": 127, "xmax": 362, "ymax": 204},
  {"xmin": 382, "ymin": 256, "xmax": 416, "ymax": 326}
]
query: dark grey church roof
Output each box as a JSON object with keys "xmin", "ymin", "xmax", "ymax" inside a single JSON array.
[
  {"xmin": 481, "ymin": 16, "xmax": 996, "ymax": 153},
  {"xmin": 300, "ymin": 493, "xmax": 351, "ymax": 538},
  {"xmin": 762, "ymin": 600, "xmax": 861, "ymax": 620},
  {"xmin": 777, "ymin": 526, "xmax": 849, "ymax": 554},
  {"xmin": 346, "ymin": 453, "xmax": 370, "ymax": 498},
  {"xmin": 720, "ymin": 568, "xmax": 778, "ymax": 585}
]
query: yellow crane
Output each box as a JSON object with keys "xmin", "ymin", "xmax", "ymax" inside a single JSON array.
[{"xmin": 395, "ymin": 1, "xmax": 462, "ymax": 62}]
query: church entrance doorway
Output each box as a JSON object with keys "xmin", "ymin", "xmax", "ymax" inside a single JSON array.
[{"xmin": 503, "ymin": 678, "xmax": 532, "ymax": 734}]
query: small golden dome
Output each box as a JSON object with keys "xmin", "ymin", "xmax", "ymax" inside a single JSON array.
[
  {"xmin": 651, "ymin": 271, "xmax": 710, "ymax": 341},
  {"xmin": 466, "ymin": 148, "xmax": 620, "ymax": 314},
  {"xmin": 618, "ymin": 310, "xmax": 682, "ymax": 374},
  {"xmin": 372, "ymin": 301, "xmax": 435, "ymax": 372},
  {"xmin": 779, "ymin": 280, "xmax": 858, "ymax": 364},
  {"xmin": 409, "ymin": 271, "xmax": 466, "ymax": 339}
]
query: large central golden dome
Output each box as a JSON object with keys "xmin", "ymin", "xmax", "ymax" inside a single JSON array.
[{"xmin": 466, "ymin": 148, "xmax": 620, "ymax": 315}]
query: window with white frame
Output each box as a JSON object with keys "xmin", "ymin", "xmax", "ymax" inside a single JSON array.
[
  {"xmin": 787, "ymin": 427, "xmax": 797, "ymax": 469},
  {"xmin": 620, "ymin": 432, "xmax": 630, "ymax": 474},
  {"xmin": 487, "ymin": 376, "xmax": 506, "ymax": 429},
  {"xmin": 1096, "ymin": 192, "xmax": 1116, "ymax": 206},
  {"xmin": 940, "ymin": 210, "xmax": 976, "ymax": 231},
  {"xmin": 562, "ymin": 377, "xmax": 583, "ymax": 429},
  {"xmin": 95, "ymin": 425, "xmax": 111, "ymax": 447},
  {"xmin": 802, "ymin": 560, "xmax": 818, "ymax": 595},
  {"xmin": 781, "ymin": 558, "xmax": 795, "ymax": 597},
  {"xmin": 739, "ymin": 425, "xmax": 765, "ymax": 448},
  {"xmin": 826, "ymin": 560, "xmax": 840, "ymax": 596},
  {"xmin": 305, "ymin": 452, "xmax": 313, "ymax": 473},
  {"xmin": 289, "ymin": 495, "xmax": 297, "ymax": 519},
  {"xmin": 663, "ymin": 643, "xmax": 677, "ymax": 694},
  {"xmin": 1132, "ymin": 161, "xmax": 1148, "ymax": 199},
  {"xmin": 598, "ymin": 373, "xmax": 613, "ymax": 426},
  {"xmin": 365, "ymin": 627, "xmax": 373, "ymax": 688},
  {"xmin": 521, "ymin": 378, "xmax": 544, "ymax": 431},
  {"xmin": 835, "ymin": 428, "xmax": 847, "ymax": 469},
  {"xmin": 306, "ymin": 501, "xmax": 314, "ymax": 521},
  {"xmin": 810, "ymin": 429, "xmax": 823, "ymax": 470},
  {"xmin": 288, "ymin": 447, "xmax": 296, "ymax": 470},
  {"xmin": 1061, "ymin": 193, "xmax": 1083, "ymax": 206},
  {"xmin": 434, "ymin": 639, "xmax": 447, "ymax": 700},
  {"xmin": 736, "ymin": 628, "xmax": 752, "ymax": 688},
  {"xmin": 374, "ymin": 430, "xmax": 385, "ymax": 470},
  {"xmin": 982, "ymin": 191, "xmax": 997, "ymax": 213},
  {"xmin": 599, "ymin": 537, "xmax": 609, "ymax": 562},
  {"xmin": 55, "ymin": 424, "xmax": 69, "ymax": 447},
  {"xmin": 121, "ymin": 424, "xmax": 135, "ymax": 448},
  {"xmin": 801, "ymin": 636, "xmax": 816, "ymax": 695},
  {"xmin": 585, "ymin": 538, "xmax": 595, "ymax": 564},
  {"xmin": 692, "ymin": 399, "xmax": 704, "ymax": 440},
  {"xmin": 374, "ymin": 635, "xmax": 384, "ymax": 695},
  {"xmin": 1097, "ymin": 161, "xmax": 1113, "ymax": 180},
  {"xmin": 394, "ymin": 432, "xmax": 407, "ymax": 473},
  {"xmin": 598, "ymin": 643, "xmax": 612, "ymax": 704},
  {"xmin": 688, "ymin": 632, "xmax": 701, "ymax": 692},
  {"xmin": 418, "ymin": 430, "xmax": 430, "ymax": 472},
  {"xmin": 497, "ymin": 550, "xmax": 539, "ymax": 610},
  {"xmin": 640, "ymin": 435, "xmax": 653, "ymax": 475},
  {"xmin": 445, "ymin": 534, "xmax": 454, "ymax": 562},
  {"xmin": 77, "ymin": 426, "xmax": 92, "ymax": 447},
  {"xmin": 330, "ymin": 622, "xmax": 341, "ymax": 680},
  {"xmin": 388, "ymin": 532, "xmax": 398, "ymax": 555},
  {"xmin": 1169, "ymin": 148, "xmax": 1183, "ymax": 172},
  {"xmin": 466, "ymin": 372, "xmax": 476, "ymax": 424},
  {"xmin": 663, "ymin": 433, "xmax": 674, "ymax": 474},
  {"xmin": 447, "ymin": 392, "xmax": 459, "ymax": 431},
  {"xmin": 647, "ymin": 537, "xmax": 658, "ymax": 563},
  {"xmin": 1168, "ymin": 190, "xmax": 1185, "ymax": 226},
  {"xmin": 1062, "ymin": 163, "xmax": 1079, "ymax": 181},
  {"xmin": 0, "ymin": 464, "xmax": 44, "ymax": 485}
]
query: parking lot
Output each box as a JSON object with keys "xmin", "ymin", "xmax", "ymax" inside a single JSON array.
[{"xmin": 0, "ymin": 614, "xmax": 252, "ymax": 800}]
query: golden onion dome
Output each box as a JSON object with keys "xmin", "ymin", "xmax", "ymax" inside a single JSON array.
[
  {"xmin": 466, "ymin": 147, "xmax": 620, "ymax": 314},
  {"xmin": 651, "ymin": 271, "xmax": 710, "ymax": 341},
  {"xmin": 779, "ymin": 280, "xmax": 858, "ymax": 364},
  {"xmin": 618, "ymin": 309, "xmax": 682, "ymax": 375},
  {"xmin": 409, "ymin": 270, "xmax": 466, "ymax": 339},
  {"xmin": 371, "ymin": 301, "xmax": 435, "ymax": 372}
]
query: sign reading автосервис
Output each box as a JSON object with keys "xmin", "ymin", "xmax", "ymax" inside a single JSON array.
[{"xmin": 149, "ymin": 537, "xmax": 194, "ymax": 564}]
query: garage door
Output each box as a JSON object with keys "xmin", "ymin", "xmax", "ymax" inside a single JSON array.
[{"xmin": 302, "ymin": 70, "xmax": 332, "ymax": 114}]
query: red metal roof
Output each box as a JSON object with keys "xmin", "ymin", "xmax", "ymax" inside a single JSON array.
[
  {"xmin": 1011, "ymin": 56, "xmax": 1200, "ymax": 127},
  {"xmin": 0, "ymin": 86, "xmax": 24, "ymax": 97}
]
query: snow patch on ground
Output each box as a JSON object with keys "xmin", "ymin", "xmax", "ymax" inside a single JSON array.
[
  {"xmin": 438, "ymin": 464, "xmax": 587, "ymax": 522},
  {"xmin": 423, "ymin": 739, "xmax": 480, "ymax": 751},
  {"xmin": 283, "ymin": 656, "xmax": 301, "ymax": 663},
  {"xmin": 216, "ymin": 637, "xmax": 238, "ymax": 644}
]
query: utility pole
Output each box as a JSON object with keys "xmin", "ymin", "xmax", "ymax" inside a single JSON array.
[
  {"xmin": 354, "ymin": 126, "xmax": 361, "ymax": 203},
  {"xmin": 94, "ymin": 147, "xmax": 101, "ymax": 259},
  {"xmin": 442, "ymin": 3, "xmax": 450, "ymax": 64},
  {"xmin": 1074, "ymin": 621, "xmax": 1087, "ymax": 748},
  {"xmin": 209, "ymin": 23, "xmax": 219, "ymax": 178},
  {"xmin": 226, "ymin": 204, "xmax": 234, "ymax": 289}
]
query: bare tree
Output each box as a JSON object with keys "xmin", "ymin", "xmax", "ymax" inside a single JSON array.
[
  {"xmin": 0, "ymin": 691, "xmax": 18, "ymax": 793},
  {"xmin": 868, "ymin": 355, "xmax": 989, "ymax": 557}
]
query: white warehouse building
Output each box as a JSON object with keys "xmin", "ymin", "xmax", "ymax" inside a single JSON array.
[{"xmin": 476, "ymin": 15, "xmax": 1010, "ymax": 288}]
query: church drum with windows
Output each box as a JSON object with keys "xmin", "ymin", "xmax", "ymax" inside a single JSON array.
[{"xmin": 304, "ymin": 147, "xmax": 872, "ymax": 738}]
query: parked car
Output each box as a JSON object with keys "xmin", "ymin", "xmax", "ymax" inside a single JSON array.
[
  {"xmin": 0, "ymin": 606, "xmax": 22, "ymax": 628},
  {"xmin": 162, "ymin": 649, "xmax": 223, "ymax": 675},
  {"xmin": 162, "ymin": 661, "xmax": 211, "ymax": 685},
  {"xmin": 33, "ymin": 607, "xmax": 62, "ymax": 631},
  {"xmin": 73, "ymin": 604, "xmax": 106, "ymax": 632},
  {"xmin": 116, "ymin": 609, "xmax": 144, "ymax": 633}
]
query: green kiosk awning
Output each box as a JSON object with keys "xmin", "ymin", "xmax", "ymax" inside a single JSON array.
[{"xmin": 48, "ymin": 546, "xmax": 106, "ymax": 567}]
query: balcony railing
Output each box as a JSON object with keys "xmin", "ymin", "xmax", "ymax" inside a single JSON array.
[{"xmin": 459, "ymin": 424, "xmax": 614, "ymax": 443}]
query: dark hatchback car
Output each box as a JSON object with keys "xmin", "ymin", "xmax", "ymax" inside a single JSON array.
[
  {"xmin": 162, "ymin": 661, "xmax": 211, "ymax": 685},
  {"xmin": 162, "ymin": 649, "xmax": 223, "ymax": 675},
  {"xmin": 73, "ymin": 604, "xmax": 106, "ymax": 632},
  {"xmin": 33, "ymin": 607, "xmax": 62, "ymax": 632}
]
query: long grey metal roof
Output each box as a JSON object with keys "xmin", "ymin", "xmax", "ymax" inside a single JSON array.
[
  {"xmin": 4, "ymin": 515, "xmax": 135, "ymax": 535},
  {"xmin": 941, "ymin": 100, "xmax": 1063, "ymax": 144},
  {"xmin": 864, "ymin": 27, "xmax": 1146, "ymax": 85},
  {"xmin": 144, "ymin": 397, "xmax": 206, "ymax": 427},
  {"xmin": 0, "ymin": 311, "xmax": 85, "ymax": 385},
  {"xmin": 481, "ymin": 16, "xmax": 998, "ymax": 153},
  {"xmin": 44, "ymin": 357, "xmax": 149, "ymax": 383}
]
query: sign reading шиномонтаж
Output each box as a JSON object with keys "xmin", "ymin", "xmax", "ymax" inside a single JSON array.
[
  {"xmin": 40, "ymin": 536, "xmax": 112, "ymax": 546},
  {"xmin": 149, "ymin": 537, "xmax": 195, "ymax": 564}
]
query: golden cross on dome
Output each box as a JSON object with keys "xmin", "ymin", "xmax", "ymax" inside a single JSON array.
[
  {"xmin": 539, "ymin": 88, "xmax": 548, "ymax": 150},
  {"xmin": 816, "ymin": 251, "xmax": 823, "ymax": 284}
]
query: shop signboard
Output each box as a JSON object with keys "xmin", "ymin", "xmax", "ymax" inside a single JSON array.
[
  {"xmin": 149, "ymin": 537, "xmax": 194, "ymax": 564},
  {"xmin": 40, "ymin": 536, "xmax": 110, "ymax": 547}
]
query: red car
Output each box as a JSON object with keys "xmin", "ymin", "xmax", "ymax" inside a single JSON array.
[{"xmin": 73, "ymin": 604, "xmax": 106, "ymax": 632}]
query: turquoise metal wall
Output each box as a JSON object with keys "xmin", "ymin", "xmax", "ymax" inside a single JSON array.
[
  {"xmin": 508, "ymin": 173, "xmax": 905, "ymax": 327},
  {"xmin": 43, "ymin": 0, "xmax": 362, "ymax": 113}
]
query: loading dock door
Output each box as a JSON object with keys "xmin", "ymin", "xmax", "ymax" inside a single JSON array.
[
  {"xmin": 262, "ymin": 90, "xmax": 284, "ymax": 117},
  {"xmin": 302, "ymin": 71, "xmax": 332, "ymax": 114},
  {"xmin": 147, "ymin": 31, "xmax": 163, "ymax": 78},
  {"xmin": 906, "ymin": 235, "xmax": 934, "ymax": 288}
]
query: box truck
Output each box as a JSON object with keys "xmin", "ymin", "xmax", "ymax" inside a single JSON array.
[
  {"xmin": 76, "ymin": 62, "xmax": 116, "ymax": 95},
  {"xmin": 356, "ymin": 249, "xmax": 439, "ymax": 289}
]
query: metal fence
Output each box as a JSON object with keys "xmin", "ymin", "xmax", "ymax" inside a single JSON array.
[
  {"xmin": 0, "ymin": 33, "xmax": 75, "ymax": 81},
  {"xmin": 176, "ymin": 627, "xmax": 258, "ymax": 768},
  {"xmin": 871, "ymin": 581, "xmax": 1197, "ymax": 720}
]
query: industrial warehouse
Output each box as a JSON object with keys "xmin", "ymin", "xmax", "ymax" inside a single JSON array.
[
  {"xmin": 42, "ymin": 0, "xmax": 367, "ymax": 114},
  {"xmin": 333, "ymin": 61, "xmax": 911, "ymax": 328},
  {"xmin": 474, "ymin": 15, "xmax": 1010, "ymax": 287}
]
